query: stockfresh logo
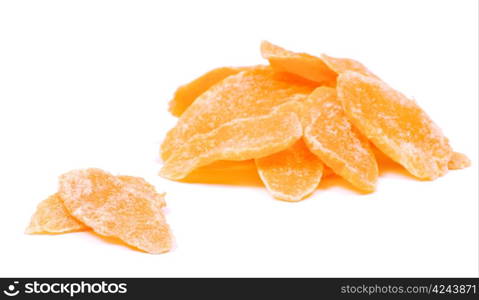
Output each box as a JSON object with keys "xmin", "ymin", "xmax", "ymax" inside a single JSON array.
[
  {"xmin": 2, "ymin": 280, "xmax": 127, "ymax": 298},
  {"xmin": 3, "ymin": 281, "xmax": 20, "ymax": 297}
]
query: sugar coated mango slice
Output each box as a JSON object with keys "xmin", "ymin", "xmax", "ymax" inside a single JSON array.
[
  {"xmin": 255, "ymin": 139, "xmax": 323, "ymax": 201},
  {"xmin": 320, "ymin": 54, "xmax": 378, "ymax": 78},
  {"xmin": 303, "ymin": 87, "xmax": 378, "ymax": 192},
  {"xmin": 261, "ymin": 41, "xmax": 336, "ymax": 86},
  {"xmin": 160, "ymin": 104, "xmax": 303, "ymax": 180},
  {"xmin": 448, "ymin": 152, "xmax": 471, "ymax": 170},
  {"xmin": 168, "ymin": 66, "xmax": 250, "ymax": 117},
  {"xmin": 26, "ymin": 193, "xmax": 87, "ymax": 234},
  {"xmin": 161, "ymin": 66, "xmax": 315, "ymax": 161},
  {"xmin": 338, "ymin": 71, "xmax": 452, "ymax": 180},
  {"xmin": 59, "ymin": 169, "xmax": 172, "ymax": 254}
]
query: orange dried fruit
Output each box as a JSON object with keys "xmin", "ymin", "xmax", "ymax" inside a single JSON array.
[
  {"xmin": 26, "ymin": 193, "xmax": 87, "ymax": 234},
  {"xmin": 303, "ymin": 87, "xmax": 378, "ymax": 192},
  {"xmin": 320, "ymin": 53, "xmax": 378, "ymax": 78},
  {"xmin": 255, "ymin": 139, "xmax": 324, "ymax": 201},
  {"xmin": 261, "ymin": 41, "xmax": 337, "ymax": 86},
  {"xmin": 161, "ymin": 66, "xmax": 315, "ymax": 161},
  {"xmin": 168, "ymin": 66, "xmax": 251, "ymax": 117},
  {"xmin": 338, "ymin": 71, "xmax": 452, "ymax": 180},
  {"xmin": 59, "ymin": 169, "xmax": 172, "ymax": 254},
  {"xmin": 160, "ymin": 103, "xmax": 303, "ymax": 180},
  {"xmin": 448, "ymin": 152, "xmax": 471, "ymax": 170}
]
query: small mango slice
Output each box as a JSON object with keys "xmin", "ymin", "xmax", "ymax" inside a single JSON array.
[
  {"xmin": 161, "ymin": 66, "xmax": 315, "ymax": 161},
  {"xmin": 168, "ymin": 66, "xmax": 250, "ymax": 117},
  {"xmin": 255, "ymin": 139, "xmax": 324, "ymax": 201},
  {"xmin": 26, "ymin": 193, "xmax": 87, "ymax": 234},
  {"xmin": 448, "ymin": 152, "xmax": 471, "ymax": 170},
  {"xmin": 337, "ymin": 71, "xmax": 452, "ymax": 180},
  {"xmin": 303, "ymin": 87, "xmax": 378, "ymax": 192},
  {"xmin": 320, "ymin": 54, "xmax": 378, "ymax": 78},
  {"xmin": 261, "ymin": 41, "xmax": 336, "ymax": 86},
  {"xmin": 59, "ymin": 169, "xmax": 172, "ymax": 254},
  {"xmin": 160, "ymin": 104, "xmax": 303, "ymax": 180}
]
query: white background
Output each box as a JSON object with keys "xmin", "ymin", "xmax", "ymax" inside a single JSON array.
[{"xmin": 0, "ymin": 0, "xmax": 477, "ymax": 277}]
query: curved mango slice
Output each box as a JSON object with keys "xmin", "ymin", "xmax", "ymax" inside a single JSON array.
[
  {"xmin": 161, "ymin": 66, "xmax": 315, "ymax": 161},
  {"xmin": 59, "ymin": 169, "xmax": 172, "ymax": 254},
  {"xmin": 261, "ymin": 41, "xmax": 336, "ymax": 86},
  {"xmin": 303, "ymin": 87, "xmax": 378, "ymax": 192},
  {"xmin": 337, "ymin": 71, "xmax": 452, "ymax": 180},
  {"xmin": 256, "ymin": 139, "xmax": 323, "ymax": 202},
  {"xmin": 320, "ymin": 53, "xmax": 378, "ymax": 78},
  {"xmin": 160, "ymin": 105, "xmax": 303, "ymax": 180}
]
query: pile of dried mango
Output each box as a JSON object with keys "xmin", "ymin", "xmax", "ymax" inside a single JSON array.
[{"xmin": 160, "ymin": 41, "xmax": 470, "ymax": 201}]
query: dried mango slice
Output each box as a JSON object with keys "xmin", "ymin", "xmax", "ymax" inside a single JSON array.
[
  {"xmin": 161, "ymin": 66, "xmax": 315, "ymax": 161},
  {"xmin": 448, "ymin": 152, "xmax": 471, "ymax": 170},
  {"xmin": 59, "ymin": 169, "xmax": 172, "ymax": 254},
  {"xmin": 303, "ymin": 87, "xmax": 378, "ymax": 192},
  {"xmin": 168, "ymin": 66, "xmax": 251, "ymax": 117},
  {"xmin": 261, "ymin": 41, "xmax": 336, "ymax": 86},
  {"xmin": 160, "ymin": 104, "xmax": 303, "ymax": 180},
  {"xmin": 25, "ymin": 193, "xmax": 87, "ymax": 234},
  {"xmin": 337, "ymin": 71, "xmax": 452, "ymax": 180},
  {"xmin": 255, "ymin": 139, "xmax": 324, "ymax": 201},
  {"xmin": 320, "ymin": 54, "xmax": 378, "ymax": 78}
]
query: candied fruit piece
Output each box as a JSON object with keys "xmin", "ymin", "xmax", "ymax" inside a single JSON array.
[
  {"xmin": 161, "ymin": 66, "xmax": 315, "ymax": 161},
  {"xmin": 160, "ymin": 104, "xmax": 303, "ymax": 180},
  {"xmin": 303, "ymin": 87, "xmax": 378, "ymax": 192},
  {"xmin": 261, "ymin": 41, "xmax": 337, "ymax": 86},
  {"xmin": 59, "ymin": 169, "xmax": 172, "ymax": 254},
  {"xmin": 448, "ymin": 152, "xmax": 471, "ymax": 170},
  {"xmin": 25, "ymin": 193, "xmax": 87, "ymax": 234},
  {"xmin": 320, "ymin": 54, "xmax": 378, "ymax": 78},
  {"xmin": 168, "ymin": 66, "xmax": 251, "ymax": 117},
  {"xmin": 255, "ymin": 139, "xmax": 324, "ymax": 201},
  {"xmin": 337, "ymin": 71, "xmax": 452, "ymax": 180}
]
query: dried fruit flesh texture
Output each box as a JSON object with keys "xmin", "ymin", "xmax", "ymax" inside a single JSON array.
[
  {"xmin": 255, "ymin": 139, "xmax": 324, "ymax": 201},
  {"xmin": 168, "ymin": 66, "xmax": 251, "ymax": 117},
  {"xmin": 26, "ymin": 193, "xmax": 87, "ymax": 234},
  {"xmin": 161, "ymin": 66, "xmax": 315, "ymax": 161},
  {"xmin": 320, "ymin": 54, "xmax": 378, "ymax": 78},
  {"xmin": 59, "ymin": 169, "xmax": 172, "ymax": 254},
  {"xmin": 261, "ymin": 41, "xmax": 337, "ymax": 86},
  {"xmin": 338, "ymin": 71, "xmax": 452, "ymax": 180},
  {"xmin": 448, "ymin": 152, "xmax": 471, "ymax": 170},
  {"xmin": 160, "ymin": 105, "xmax": 303, "ymax": 180},
  {"xmin": 303, "ymin": 87, "xmax": 378, "ymax": 192}
]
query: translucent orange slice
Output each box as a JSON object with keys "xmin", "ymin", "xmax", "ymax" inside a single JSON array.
[
  {"xmin": 261, "ymin": 41, "xmax": 336, "ymax": 86},
  {"xmin": 320, "ymin": 54, "xmax": 378, "ymax": 78},
  {"xmin": 338, "ymin": 71, "xmax": 452, "ymax": 180},
  {"xmin": 168, "ymin": 66, "xmax": 251, "ymax": 117},
  {"xmin": 448, "ymin": 152, "xmax": 471, "ymax": 170},
  {"xmin": 59, "ymin": 169, "xmax": 172, "ymax": 254},
  {"xmin": 303, "ymin": 87, "xmax": 378, "ymax": 192},
  {"xmin": 25, "ymin": 193, "xmax": 87, "ymax": 234},
  {"xmin": 161, "ymin": 66, "xmax": 315, "ymax": 161},
  {"xmin": 255, "ymin": 139, "xmax": 324, "ymax": 201},
  {"xmin": 160, "ymin": 103, "xmax": 303, "ymax": 180}
]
